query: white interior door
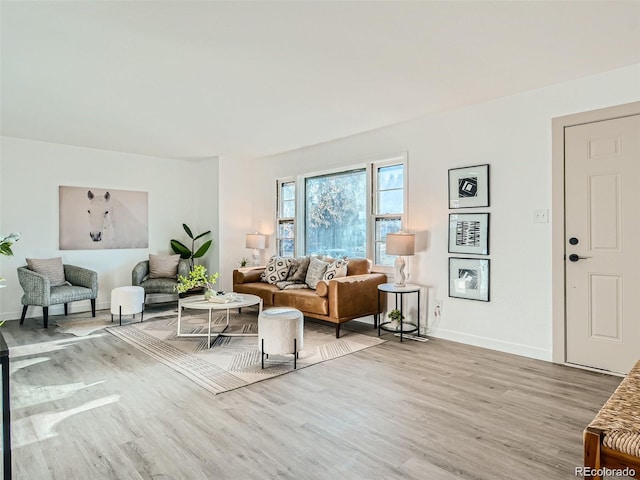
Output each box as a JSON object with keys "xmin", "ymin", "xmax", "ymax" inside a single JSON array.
[{"xmin": 565, "ymin": 114, "xmax": 640, "ymax": 374}]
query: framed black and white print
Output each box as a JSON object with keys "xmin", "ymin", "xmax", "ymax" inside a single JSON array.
[
  {"xmin": 448, "ymin": 164, "xmax": 490, "ymax": 209},
  {"xmin": 448, "ymin": 213, "xmax": 489, "ymax": 255},
  {"xmin": 449, "ymin": 257, "xmax": 490, "ymax": 301}
]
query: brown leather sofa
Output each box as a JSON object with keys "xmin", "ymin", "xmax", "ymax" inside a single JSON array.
[{"xmin": 233, "ymin": 258, "xmax": 387, "ymax": 338}]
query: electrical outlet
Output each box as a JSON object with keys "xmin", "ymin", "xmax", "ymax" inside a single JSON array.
[
  {"xmin": 434, "ymin": 300, "xmax": 443, "ymax": 319},
  {"xmin": 534, "ymin": 209, "xmax": 549, "ymax": 223}
]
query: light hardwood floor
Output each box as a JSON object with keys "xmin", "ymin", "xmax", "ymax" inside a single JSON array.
[{"xmin": 2, "ymin": 311, "xmax": 622, "ymax": 480}]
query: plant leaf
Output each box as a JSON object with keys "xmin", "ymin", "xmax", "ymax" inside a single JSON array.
[
  {"xmin": 182, "ymin": 224, "xmax": 194, "ymax": 239},
  {"xmin": 193, "ymin": 240, "xmax": 212, "ymax": 258},
  {"xmin": 170, "ymin": 240, "xmax": 192, "ymax": 258},
  {"xmin": 193, "ymin": 230, "xmax": 211, "ymax": 241}
]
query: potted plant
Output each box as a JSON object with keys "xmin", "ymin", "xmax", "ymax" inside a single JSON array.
[
  {"xmin": 0, "ymin": 232, "xmax": 20, "ymax": 289},
  {"xmin": 170, "ymin": 224, "xmax": 212, "ymax": 271},
  {"xmin": 175, "ymin": 265, "xmax": 220, "ymax": 299},
  {"xmin": 387, "ymin": 308, "xmax": 404, "ymax": 330},
  {"xmin": 239, "ymin": 257, "xmax": 249, "ymax": 267}
]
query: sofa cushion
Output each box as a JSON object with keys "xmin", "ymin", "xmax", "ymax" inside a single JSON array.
[
  {"xmin": 346, "ymin": 258, "xmax": 371, "ymax": 275},
  {"xmin": 324, "ymin": 259, "xmax": 348, "ymax": 280},
  {"xmin": 234, "ymin": 282, "xmax": 280, "ymax": 306},
  {"xmin": 305, "ymin": 257, "xmax": 328, "ymax": 289},
  {"xmin": 261, "ymin": 256, "xmax": 293, "ymax": 284},
  {"xmin": 26, "ymin": 257, "xmax": 67, "ymax": 286},
  {"xmin": 149, "ymin": 254, "xmax": 180, "ymax": 279},
  {"xmin": 273, "ymin": 289, "xmax": 329, "ymax": 316}
]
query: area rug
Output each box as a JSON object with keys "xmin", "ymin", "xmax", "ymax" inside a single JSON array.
[
  {"xmin": 105, "ymin": 309, "xmax": 385, "ymax": 395},
  {"xmin": 54, "ymin": 303, "xmax": 176, "ymax": 337}
]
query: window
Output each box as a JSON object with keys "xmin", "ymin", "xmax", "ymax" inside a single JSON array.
[
  {"xmin": 373, "ymin": 162, "xmax": 405, "ymax": 266},
  {"xmin": 276, "ymin": 153, "xmax": 406, "ymax": 266},
  {"xmin": 305, "ymin": 169, "xmax": 367, "ymax": 258},
  {"xmin": 276, "ymin": 179, "xmax": 295, "ymax": 257}
]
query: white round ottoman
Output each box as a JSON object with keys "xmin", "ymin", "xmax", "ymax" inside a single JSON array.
[
  {"xmin": 258, "ymin": 307, "xmax": 304, "ymax": 369},
  {"xmin": 111, "ymin": 286, "xmax": 145, "ymax": 326}
]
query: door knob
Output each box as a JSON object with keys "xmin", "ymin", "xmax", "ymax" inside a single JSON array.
[
  {"xmin": 569, "ymin": 237, "xmax": 579, "ymax": 245},
  {"xmin": 569, "ymin": 254, "xmax": 592, "ymax": 262}
]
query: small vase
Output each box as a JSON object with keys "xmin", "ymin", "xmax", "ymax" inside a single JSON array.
[{"xmin": 204, "ymin": 288, "xmax": 216, "ymax": 300}]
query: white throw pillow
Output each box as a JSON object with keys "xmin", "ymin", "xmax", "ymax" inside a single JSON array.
[{"xmin": 305, "ymin": 257, "xmax": 329, "ymax": 289}]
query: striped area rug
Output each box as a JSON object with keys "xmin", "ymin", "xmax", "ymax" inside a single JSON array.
[{"xmin": 106, "ymin": 309, "xmax": 385, "ymax": 395}]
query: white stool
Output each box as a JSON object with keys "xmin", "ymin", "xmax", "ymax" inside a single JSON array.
[
  {"xmin": 111, "ymin": 286, "xmax": 145, "ymax": 326},
  {"xmin": 258, "ymin": 307, "xmax": 304, "ymax": 369}
]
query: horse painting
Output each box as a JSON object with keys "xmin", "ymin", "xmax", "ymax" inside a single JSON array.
[
  {"xmin": 59, "ymin": 186, "xmax": 148, "ymax": 250},
  {"xmin": 87, "ymin": 190, "xmax": 112, "ymax": 242}
]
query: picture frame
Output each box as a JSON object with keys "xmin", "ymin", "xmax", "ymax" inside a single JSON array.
[
  {"xmin": 448, "ymin": 213, "xmax": 490, "ymax": 255},
  {"xmin": 448, "ymin": 164, "xmax": 490, "ymax": 209},
  {"xmin": 449, "ymin": 257, "xmax": 490, "ymax": 302}
]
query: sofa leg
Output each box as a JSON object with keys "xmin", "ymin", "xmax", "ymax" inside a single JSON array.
[
  {"xmin": 64, "ymin": 303, "xmax": 68, "ymax": 316},
  {"xmin": 91, "ymin": 299, "xmax": 96, "ymax": 317},
  {"xmin": 43, "ymin": 307, "xmax": 49, "ymax": 329},
  {"xmin": 19, "ymin": 306, "xmax": 27, "ymax": 325},
  {"xmin": 336, "ymin": 323, "xmax": 340, "ymax": 338}
]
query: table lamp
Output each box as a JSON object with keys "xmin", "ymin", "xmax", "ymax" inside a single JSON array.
[
  {"xmin": 246, "ymin": 233, "xmax": 266, "ymax": 266},
  {"xmin": 386, "ymin": 232, "xmax": 415, "ymax": 287}
]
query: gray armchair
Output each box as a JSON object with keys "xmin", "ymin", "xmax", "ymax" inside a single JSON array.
[
  {"xmin": 17, "ymin": 264, "xmax": 98, "ymax": 328},
  {"xmin": 132, "ymin": 259, "xmax": 190, "ymax": 301}
]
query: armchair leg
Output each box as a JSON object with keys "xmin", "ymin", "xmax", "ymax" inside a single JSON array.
[
  {"xmin": 19, "ymin": 306, "xmax": 27, "ymax": 325},
  {"xmin": 43, "ymin": 307, "xmax": 49, "ymax": 329},
  {"xmin": 336, "ymin": 323, "xmax": 340, "ymax": 338},
  {"xmin": 91, "ymin": 299, "xmax": 96, "ymax": 317},
  {"xmin": 64, "ymin": 303, "xmax": 68, "ymax": 316}
]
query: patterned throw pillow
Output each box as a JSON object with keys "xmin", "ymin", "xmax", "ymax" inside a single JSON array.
[
  {"xmin": 149, "ymin": 254, "xmax": 181, "ymax": 279},
  {"xmin": 323, "ymin": 259, "xmax": 349, "ymax": 281},
  {"xmin": 305, "ymin": 257, "xmax": 329, "ymax": 289},
  {"xmin": 261, "ymin": 256, "xmax": 293, "ymax": 284},
  {"xmin": 26, "ymin": 257, "xmax": 67, "ymax": 286}
]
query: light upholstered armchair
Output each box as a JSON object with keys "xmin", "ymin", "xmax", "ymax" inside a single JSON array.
[
  {"xmin": 132, "ymin": 256, "xmax": 190, "ymax": 301},
  {"xmin": 17, "ymin": 264, "xmax": 98, "ymax": 328}
]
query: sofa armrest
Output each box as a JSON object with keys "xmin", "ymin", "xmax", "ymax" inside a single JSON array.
[
  {"xmin": 132, "ymin": 261, "xmax": 149, "ymax": 286},
  {"xmin": 233, "ymin": 268, "xmax": 265, "ymax": 285},
  {"xmin": 64, "ymin": 265, "xmax": 98, "ymax": 296},
  {"xmin": 17, "ymin": 266, "xmax": 51, "ymax": 306},
  {"xmin": 327, "ymin": 273, "xmax": 387, "ymax": 320}
]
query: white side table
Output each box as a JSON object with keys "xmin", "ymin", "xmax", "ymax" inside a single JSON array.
[{"xmin": 377, "ymin": 283, "xmax": 422, "ymax": 342}]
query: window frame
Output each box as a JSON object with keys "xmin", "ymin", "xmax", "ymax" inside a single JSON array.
[
  {"xmin": 275, "ymin": 152, "xmax": 407, "ymax": 268},
  {"xmin": 276, "ymin": 177, "xmax": 296, "ymax": 258},
  {"xmin": 370, "ymin": 153, "xmax": 408, "ymax": 270}
]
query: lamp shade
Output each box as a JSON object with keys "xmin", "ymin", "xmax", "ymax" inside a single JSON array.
[
  {"xmin": 386, "ymin": 232, "xmax": 415, "ymax": 256},
  {"xmin": 246, "ymin": 233, "xmax": 266, "ymax": 249}
]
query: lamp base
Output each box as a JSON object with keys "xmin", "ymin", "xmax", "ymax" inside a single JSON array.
[
  {"xmin": 251, "ymin": 249, "xmax": 260, "ymax": 266},
  {"xmin": 394, "ymin": 256, "xmax": 406, "ymax": 287}
]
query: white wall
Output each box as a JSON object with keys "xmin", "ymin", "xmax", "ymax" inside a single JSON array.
[
  {"xmin": 0, "ymin": 138, "xmax": 219, "ymax": 320},
  {"xmin": 219, "ymin": 63, "xmax": 640, "ymax": 361}
]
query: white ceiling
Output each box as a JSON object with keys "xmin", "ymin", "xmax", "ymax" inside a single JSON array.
[{"xmin": 1, "ymin": 1, "xmax": 639, "ymax": 160}]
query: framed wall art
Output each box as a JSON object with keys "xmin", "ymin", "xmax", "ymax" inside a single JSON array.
[
  {"xmin": 448, "ymin": 164, "xmax": 490, "ymax": 209},
  {"xmin": 449, "ymin": 257, "xmax": 490, "ymax": 302},
  {"xmin": 59, "ymin": 186, "xmax": 149, "ymax": 250},
  {"xmin": 448, "ymin": 213, "xmax": 489, "ymax": 255}
]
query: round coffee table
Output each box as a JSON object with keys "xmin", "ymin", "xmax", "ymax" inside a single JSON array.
[{"xmin": 177, "ymin": 293, "xmax": 263, "ymax": 348}]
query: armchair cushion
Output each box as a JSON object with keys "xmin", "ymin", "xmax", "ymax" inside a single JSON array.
[
  {"xmin": 149, "ymin": 254, "xmax": 181, "ymax": 279},
  {"xmin": 26, "ymin": 257, "xmax": 67, "ymax": 286}
]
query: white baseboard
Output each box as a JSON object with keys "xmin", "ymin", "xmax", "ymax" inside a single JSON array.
[{"xmin": 430, "ymin": 328, "xmax": 552, "ymax": 361}]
